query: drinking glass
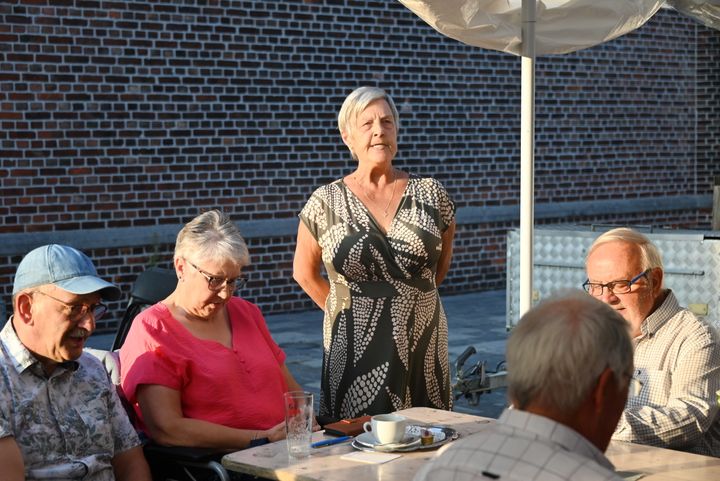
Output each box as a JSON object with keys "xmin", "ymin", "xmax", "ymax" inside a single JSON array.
[{"xmin": 284, "ymin": 391, "xmax": 314, "ymax": 459}]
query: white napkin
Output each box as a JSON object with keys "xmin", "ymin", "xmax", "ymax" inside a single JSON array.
[{"xmin": 340, "ymin": 451, "xmax": 401, "ymax": 464}]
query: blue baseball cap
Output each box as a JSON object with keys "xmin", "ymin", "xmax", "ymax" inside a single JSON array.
[{"xmin": 12, "ymin": 244, "xmax": 121, "ymax": 301}]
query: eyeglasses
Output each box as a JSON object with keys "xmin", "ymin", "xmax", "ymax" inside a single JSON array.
[
  {"xmin": 32, "ymin": 290, "xmax": 108, "ymax": 321},
  {"xmin": 186, "ymin": 260, "xmax": 248, "ymax": 291},
  {"xmin": 582, "ymin": 269, "xmax": 650, "ymax": 297},
  {"xmin": 623, "ymin": 371, "xmax": 645, "ymax": 397}
]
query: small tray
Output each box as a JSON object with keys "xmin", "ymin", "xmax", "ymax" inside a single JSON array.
[{"xmin": 352, "ymin": 425, "xmax": 458, "ymax": 453}]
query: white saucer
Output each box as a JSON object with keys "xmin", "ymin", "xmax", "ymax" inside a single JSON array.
[{"xmin": 355, "ymin": 431, "xmax": 420, "ymax": 450}]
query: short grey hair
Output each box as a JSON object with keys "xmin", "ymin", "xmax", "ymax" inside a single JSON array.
[
  {"xmin": 337, "ymin": 86, "xmax": 400, "ymax": 135},
  {"xmin": 586, "ymin": 227, "xmax": 663, "ymax": 272},
  {"xmin": 174, "ymin": 210, "xmax": 250, "ymax": 268},
  {"xmin": 507, "ymin": 289, "xmax": 633, "ymax": 412}
]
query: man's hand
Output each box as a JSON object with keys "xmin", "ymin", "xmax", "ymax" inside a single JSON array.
[
  {"xmin": 0, "ymin": 436, "xmax": 24, "ymax": 481},
  {"xmin": 111, "ymin": 446, "xmax": 152, "ymax": 481}
]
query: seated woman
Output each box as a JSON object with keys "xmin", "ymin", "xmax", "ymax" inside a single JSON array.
[{"xmin": 120, "ymin": 209, "xmax": 304, "ymax": 449}]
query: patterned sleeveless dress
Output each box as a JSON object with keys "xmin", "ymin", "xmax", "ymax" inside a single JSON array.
[{"xmin": 299, "ymin": 174, "xmax": 455, "ymax": 418}]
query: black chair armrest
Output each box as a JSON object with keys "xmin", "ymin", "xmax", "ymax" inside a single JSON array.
[{"xmin": 144, "ymin": 441, "xmax": 231, "ymax": 463}]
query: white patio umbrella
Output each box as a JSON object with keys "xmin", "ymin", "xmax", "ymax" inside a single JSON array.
[
  {"xmin": 670, "ymin": 0, "xmax": 720, "ymax": 29},
  {"xmin": 398, "ymin": 0, "xmax": 720, "ymax": 317}
]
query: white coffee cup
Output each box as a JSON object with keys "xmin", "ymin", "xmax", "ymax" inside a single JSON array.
[{"xmin": 363, "ymin": 414, "xmax": 407, "ymax": 444}]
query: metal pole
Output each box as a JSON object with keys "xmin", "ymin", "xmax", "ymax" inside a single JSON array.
[
  {"xmin": 713, "ymin": 175, "xmax": 720, "ymax": 231},
  {"xmin": 519, "ymin": 0, "xmax": 536, "ymax": 318}
]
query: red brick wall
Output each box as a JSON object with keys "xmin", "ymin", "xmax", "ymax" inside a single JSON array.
[{"xmin": 1, "ymin": 1, "xmax": 718, "ymax": 331}]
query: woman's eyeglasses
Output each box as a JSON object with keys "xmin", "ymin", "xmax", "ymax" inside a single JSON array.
[
  {"xmin": 186, "ymin": 260, "xmax": 248, "ymax": 291},
  {"xmin": 32, "ymin": 290, "xmax": 108, "ymax": 321}
]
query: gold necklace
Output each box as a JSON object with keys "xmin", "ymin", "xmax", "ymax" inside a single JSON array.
[{"xmin": 354, "ymin": 169, "xmax": 397, "ymax": 218}]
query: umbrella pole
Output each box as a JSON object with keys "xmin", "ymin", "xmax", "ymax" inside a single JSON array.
[{"xmin": 519, "ymin": 0, "xmax": 536, "ymax": 318}]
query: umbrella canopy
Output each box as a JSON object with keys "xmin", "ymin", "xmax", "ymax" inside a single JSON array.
[
  {"xmin": 399, "ymin": 1, "xmax": 720, "ymax": 55},
  {"xmin": 398, "ymin": 0, "xmax": 720, "ymax": 317},
  {"xmin": 670, "ymin": 0, "xmax": 720, "ymax": 30}
]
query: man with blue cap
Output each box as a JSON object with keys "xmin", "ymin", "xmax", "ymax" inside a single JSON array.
[{"xmin": 0, "ymin": 244, "xmax": 151, "ymax": 481}]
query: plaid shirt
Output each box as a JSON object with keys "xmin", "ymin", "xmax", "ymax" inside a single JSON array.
[
  {"xmin": 613, "ymin": 290, "xmax": 720, "ymax": 456},
  {"xmin": 414, "ymin": 409, "xmax": 623, "ymax": 481},
  {"xmin": 0, "ymin": 319, "xmax": 141, "ymax": 480}
]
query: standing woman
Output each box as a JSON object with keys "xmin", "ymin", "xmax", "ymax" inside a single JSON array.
[{"xmin": 293, "ymin": 86, "xmax": 456, "ymax": 419}]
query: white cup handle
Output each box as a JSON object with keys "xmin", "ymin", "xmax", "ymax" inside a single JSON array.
[{"xmin": 363, "ymin": 421, "xmax": 372, "ymax": 433}]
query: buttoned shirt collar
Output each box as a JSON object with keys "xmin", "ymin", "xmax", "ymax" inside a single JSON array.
[{"xmin": 640, "ymin": 289, "xmax": 679, "ymax": 338}]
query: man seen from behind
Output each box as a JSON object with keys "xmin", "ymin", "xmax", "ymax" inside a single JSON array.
[{"xmin": 414, "ymin": 290, "xmax": 634, "ymax": 481}]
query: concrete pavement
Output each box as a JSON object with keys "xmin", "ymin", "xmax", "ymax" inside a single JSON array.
[
  {"xmin": 267, "ymin": 289, "xmax": 509, "ymax": 419},
  {"xmin": 87, "ymin": 289, "xmax": 510, "ymax": 419}
]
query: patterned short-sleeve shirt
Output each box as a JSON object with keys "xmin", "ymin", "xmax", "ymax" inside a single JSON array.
[{"xmin": 0, "ymin": 319, "xmax": 140, "ymax": 480}]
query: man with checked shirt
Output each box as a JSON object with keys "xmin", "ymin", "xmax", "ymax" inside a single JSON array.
[{"xmin": 585, "ymin": 227, "xmax": 720, "ymax": 456}]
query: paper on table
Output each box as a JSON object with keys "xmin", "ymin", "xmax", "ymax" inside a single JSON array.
[{"xmin": 340, "ymin": 451, "xmax": 401, "ymax": 464}]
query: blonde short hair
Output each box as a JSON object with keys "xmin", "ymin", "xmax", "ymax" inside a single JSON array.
[
  {"xmin": 174, "ymin": 210, "xmax": 250, "ymax": 268},
  {"xmin": 586, "ymin": 227, "xmax": 663, "ymax": 272},
  {"xmin": 337, "ymin": 86, "xmax": 400, "ymax": 135}
]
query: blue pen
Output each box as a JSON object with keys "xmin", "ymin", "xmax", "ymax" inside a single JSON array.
[{"xmin": 311, "ymin": 435, "xmax": 352, "ymax": 448}]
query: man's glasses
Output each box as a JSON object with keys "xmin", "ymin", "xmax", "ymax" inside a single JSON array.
[
  {"xmin": 186, "ymin": 260, "xmax": 248, "ymax": 291},
  {"xmin": 582, "ymin": 269, "xmax": 650, "ymax": 297},
  {"xmin": 623, "ymin": 371, "xmax": 645, "ymax": 397},
  {"xmin": 32, "ymin": 290, "xmax": 108, "ymax": 321}
]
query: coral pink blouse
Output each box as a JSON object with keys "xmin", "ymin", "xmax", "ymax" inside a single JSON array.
[{"xmin": 120, "ymin": 297, "xmax": 287, "ymax": 433}]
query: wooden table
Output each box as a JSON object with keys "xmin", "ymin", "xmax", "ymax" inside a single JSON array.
[{"xmin": 222, "ymin": 407, "xmax": 720, "ymax": 481}]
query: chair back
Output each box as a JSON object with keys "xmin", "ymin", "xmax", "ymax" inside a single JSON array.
[{"xmin": 111, "ymin": 267, "xmax": 176, "ymax": 351}]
